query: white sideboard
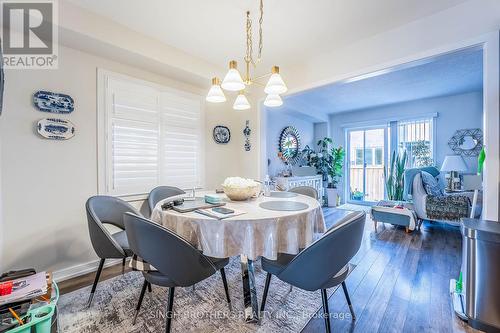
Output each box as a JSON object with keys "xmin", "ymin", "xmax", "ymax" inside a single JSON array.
[{"xmin": 275, "ymin": 175, "xmax": 323, "ymax": 199}]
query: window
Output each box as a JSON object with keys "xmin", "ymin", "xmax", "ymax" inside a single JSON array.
[
  {"xmin": 99, "ymin": 71, "xmax": 203, "ymax": 196},
  {"xmin": 374, "ymin": 148, "xmax": 383, "ymax": 166},
  {"xmin": 352, "ymin": 147, "xmax": 383, "ymax": 166},
  {"xmin": 364, "ymin": 148, "xmax": 373, "ymax": 166},
  {"xmin": 355, "ymin": 149, "xmax": 363, "ymax": 165},
  {"xmin": 397, "ymin": 118, "xmax": 434, "ymax": 168}
]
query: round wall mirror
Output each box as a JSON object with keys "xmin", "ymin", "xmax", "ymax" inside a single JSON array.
[
  {"xmin": 278, "ymin": 126, "xmax": 301, "ymax": 164},
  {"xmin": 459, "ymin": 135, "xmax": 477, "ymax": 150}
]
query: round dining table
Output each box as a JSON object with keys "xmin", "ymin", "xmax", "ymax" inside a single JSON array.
[{"xmin": 150, "ymin": 190, "xmax": 326, "ymax": 322}]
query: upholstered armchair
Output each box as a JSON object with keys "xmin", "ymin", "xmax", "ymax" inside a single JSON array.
[{"xmin": 403, "ymin": 166, "xmax": 481, "ymax": 224}]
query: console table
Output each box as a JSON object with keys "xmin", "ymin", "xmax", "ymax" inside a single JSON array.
[{"xmin": 275, "ymin": 175, "xmax": 323, "ymax": 199}]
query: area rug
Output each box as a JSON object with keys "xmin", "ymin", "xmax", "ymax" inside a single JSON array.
[{"xmin": 58, "ymin": 257, "xmax": 341, "ymax": 333}]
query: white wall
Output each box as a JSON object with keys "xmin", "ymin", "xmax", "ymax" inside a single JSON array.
[
  {"xmin": 0, "ymin": 44, "xmax": 246, "ymax": 277},
  {"xmin": 205, "ymin": 100, "xmax": 261, "ymax": 189}
]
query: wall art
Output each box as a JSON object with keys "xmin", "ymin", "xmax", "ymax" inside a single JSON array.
[
  {"xmin": 33, "ymin": 90, "xmax": 75, "ymax": 114},
  {"xmin": 213, "ymin": 125, "xmax": 231, "ymax": 144},
  {"xmin": 37, "ymin": 118, "xmax": 75, "ymax": 140},
  {"xmin": 278, "ymin": 126, "xmax": 301, "ymax": 165},
  {"xmin": 243, "ymin": 120, "xmax": 251, "ymax": 151},
  {"xmin": 0, "ymin": 41, "xmax": 4, "ymax": 116},
  {"xmin": 448, "ymin": 128, "xmax": 483, "ymax": 156}
]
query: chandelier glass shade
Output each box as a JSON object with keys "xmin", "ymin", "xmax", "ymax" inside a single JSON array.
[
  {"xmin": 263, "ymin": 93, "xmax": 283, "ymax": 107},
  {"xmin": 221, "ymin": 61, "xmax": 245, "ymax": 91},
  {"xmin": 233, "ymin": 91, "xmax": 251, "ymax": 110},
  {"xmin": 206, "ymin": 78, "xmax": 226, "ymax": 103},
  {"xmin": 206, "ymin": 0, "xmax": 286, "ymax": 110},
  {"xmin": 264, "ymin": 67, "xmax": 287, "ymax": 95}
]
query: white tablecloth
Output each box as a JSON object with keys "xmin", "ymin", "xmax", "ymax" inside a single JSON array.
[{"xmin": 150, "ymin": 191, "xmax": 326, "ymax": 260}]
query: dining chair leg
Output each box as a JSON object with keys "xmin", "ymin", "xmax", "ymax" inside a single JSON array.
[
  {"xmin": 165, "ymin": 287, "xmax": 175, "ymax": 333},
  {"xmin": 219, "ymin": 268, "xmax": 231, "ymax": 308},
  {"xmin": 87, "ymin": 258, "xmax": 105, "ymax": 308},
  {"xmin": 147, "ymin": 283, "xmax": 152, "ymax": 293},
  {"xmin": 122, "ymin": 258, "xmax": 126, "ymax": 274},
  {"xmin": 341, "ymin": 281, "xmax": 356, "ymax": 320},
  {"xmin": 321, "ymin": 289, "xmax": 332, "ymax": 333},
  {"xmin": 133, "ymin": 280, "xmax": 148, "ymax": 325},
  {"xmin": 260, "ymin": 273, "xmax": 272, "ymax": 312}
]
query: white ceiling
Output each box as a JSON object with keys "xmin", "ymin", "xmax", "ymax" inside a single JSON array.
[
  {"xmin": 65, "ymin": 0, "xmax": 468, "ymax": 76},
  {"xmin": 278, "ymin": 47, "xmax": 483, "ymax": 119}
]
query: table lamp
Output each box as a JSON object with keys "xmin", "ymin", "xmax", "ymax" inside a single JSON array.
[{"xmin": 441, "ymin": 155, "xmax": 468, "ymax": 191}]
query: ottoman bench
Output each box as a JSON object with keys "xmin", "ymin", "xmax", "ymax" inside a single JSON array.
[{"xmin": 371, "ymin": 200, "xmax": 421, "ymax": 232}]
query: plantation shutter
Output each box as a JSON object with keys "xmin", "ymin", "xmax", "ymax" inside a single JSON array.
[
  {"xmin": 106, "ymin": 78, "xmax": 160, "ymax": 195},
  {"xmin": 160, "ymin": 91, "xmax": 202, "ymax": 189},
  {"xmin": 104, "ymin": 75, "xmax": 202, "ymax": 196}
]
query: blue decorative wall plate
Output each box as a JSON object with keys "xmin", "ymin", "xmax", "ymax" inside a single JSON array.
[
  {"xmin": 37, "ymin": 118, "xmax": 75, "ymax": 140},
  {"xmin": 33, "ymin": 91, "xmax": 75, "ymax": 113},
  {"xmin": 213, "ymin": 125, "xmax": 231, "ymax": 144}
]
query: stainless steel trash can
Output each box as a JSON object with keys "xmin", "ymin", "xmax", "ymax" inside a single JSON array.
[{"xmin": 461, "ymin": 218, "xmax": 500, "ymax": 332}]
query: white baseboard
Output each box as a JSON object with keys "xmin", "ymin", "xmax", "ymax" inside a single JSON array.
[{"xmin": 53, "ymin": 258, "xmax": 124, "ymax": 282}]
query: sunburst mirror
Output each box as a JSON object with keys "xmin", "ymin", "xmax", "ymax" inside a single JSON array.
[{"xmin": 278, "ymin": 126, "xmax": 301, "ymax": 164}]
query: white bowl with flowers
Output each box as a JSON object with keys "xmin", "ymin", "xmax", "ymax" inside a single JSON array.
[{"xmin": 222, "ymin": 177, "xmax": 261, "ymax": 201}]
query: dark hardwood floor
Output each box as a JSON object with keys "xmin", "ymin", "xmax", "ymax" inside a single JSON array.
[
  {"xmin": 301, "ymin": 207, "xmax": 481, "ymax": 333},
  {"xmin": 59, "ymin": 207, "xmax": 481, "ymax": 332}
]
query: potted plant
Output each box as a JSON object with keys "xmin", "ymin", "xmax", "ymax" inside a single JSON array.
[
  {"xmin": 326, "ymin": 145, "xmax": 345, "ymax": 207},
  {"xmin": 351, "ymin": 189, "xmax": 364, "ymax": 201},
  {"xmin": 384, "ymin": 150, "xmax": 407, "ymax": 201},
  {"xmin": 301, "ymin": 137, "xmax": 345, "ymax": 207}
]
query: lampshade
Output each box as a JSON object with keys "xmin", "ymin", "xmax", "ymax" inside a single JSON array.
[
  {"xmin": 233, "ymin": 91, "xmax": 251, "ymax": 110},
  {"xmin": 264, "ymin": 66, "xmax": 287, "ymax": 95},
  {"xmin": 441, "ymin": 155, "xmax": 468, "ymax": 172},
  {"xmin": 206, "ymin": 77, "xmax": 226, "ymax": 103},
  {"xmin": 221, "ymin": 60, "xmax": 245, "ymax": 91},
  {"xmin": 264, "ymin": 94, "xmax": 283, "ymax": 107}
]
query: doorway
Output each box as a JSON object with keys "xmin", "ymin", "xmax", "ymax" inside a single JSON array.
[{"xmin": 346, "ymin": 126, "xmax": 387, "ymax": 204}]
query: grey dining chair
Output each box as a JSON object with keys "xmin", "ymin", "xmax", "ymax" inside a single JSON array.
[
  {"xmin": 260, "ymin": 211, "xmax": 366, "ymax": 333},
  {"xmin": 148, "ymin": 186, "xmax": 185, "ymax": 215},
  {"xmin": 289, "ymin": 186, "xmax": 318, "ymax": 199},
  {"xmin": 123, "ymin": 213, "xmax": 231, "ymax": 332},
  {"xmin": 85, "ymin": 195, "xmax": 140, "ymax": 307}
]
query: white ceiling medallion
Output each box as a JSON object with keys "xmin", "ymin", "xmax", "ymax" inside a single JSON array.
[{"xmin": 206, "ymin": 0, "xmax": 287, "ymax": 110}]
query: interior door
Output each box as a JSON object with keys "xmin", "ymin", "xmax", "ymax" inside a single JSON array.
[{"xmin": 347, "ymin": 127, "xmax": 386, "ymax": 204}]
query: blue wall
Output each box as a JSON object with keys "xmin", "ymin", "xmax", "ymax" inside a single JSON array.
[
  {"xmin": 330, "ymin": 91, "xmax": 483, "ymax": 191},
  {"xmin": 266, "ymin": 109, "xmax": 315, "ymax": 177}
]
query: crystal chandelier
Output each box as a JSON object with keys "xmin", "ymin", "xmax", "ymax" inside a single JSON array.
[{"xmin": 206, "ymin": 0, "xmax": 287, "ymax": 110}]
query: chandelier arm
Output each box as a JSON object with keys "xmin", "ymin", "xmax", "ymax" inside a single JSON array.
[
  {"xmin": 250, "ymin": 81, "xmax": 265, "ymax": 87},
  {"xmin": 250, "ymin": 72, "xmax": 273, "ymax": 81}
]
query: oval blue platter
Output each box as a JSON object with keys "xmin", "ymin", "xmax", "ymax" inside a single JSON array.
[
  {"xmin": 37, "ymin": 118, "xmax": 75, "ymax": 140},
  {"xmin": 33, "ymin": 90, "xmax": 74, "ymax": 113}
]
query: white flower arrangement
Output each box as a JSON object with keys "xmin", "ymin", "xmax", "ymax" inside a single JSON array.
[{"xmin": 222, "ymin": 177, "xmax": 259, "ymax": 188}]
